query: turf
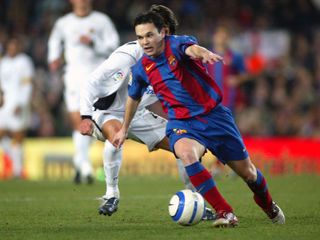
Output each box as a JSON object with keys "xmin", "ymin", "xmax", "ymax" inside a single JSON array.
[{"xmin": 0, "ymin": 175, "xmax": 319, "ymax": 240}]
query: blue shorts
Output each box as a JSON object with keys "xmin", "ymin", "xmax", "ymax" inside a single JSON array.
[{"xmin": 166, "ymin": 104, "xmax": 249, "ymax": 164}]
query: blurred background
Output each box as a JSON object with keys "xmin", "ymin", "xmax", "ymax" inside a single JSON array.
[{"xmin": 0, "ymin": 0, "xmax": 320, "ymax": 180}]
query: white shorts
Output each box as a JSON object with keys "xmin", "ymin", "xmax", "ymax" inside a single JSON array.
[
  {"xmin": 93, "ymin": 108, "xmax": 167, "ymax": 151},
  {"xmin": 0, "ymin": 105, "xmax": 30, "ymax": 131}
]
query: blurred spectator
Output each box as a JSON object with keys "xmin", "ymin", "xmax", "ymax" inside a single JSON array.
[
  {"xmin": 0, "ymin": 37, "xmax": 34, "ymax": 178},
  {"xmin": 207, "ymin": 24, "xmax": 250, "ymax": 112},
  {"xmin": 47, "ymin": 0, "xmax": 120, "ymax": 183}
]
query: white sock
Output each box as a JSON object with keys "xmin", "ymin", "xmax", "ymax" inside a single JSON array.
[
  {"xmin": 103, "ymin": 140, "xmax": 122, "ymax": 199},
  {"xmin": 72, "ymin": 131, "xmax": 92, "ymax": 177},
  {"xmin": 176, "ymin": 158, "xmax": 195, "ymax": 191},
  {"xmin": 10, "ymin": 143, "xmax": 23, "ymax": 177}
]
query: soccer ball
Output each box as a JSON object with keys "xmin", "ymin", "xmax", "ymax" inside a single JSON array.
[{"xmin": 168, "ymin": 189, "xmax": 205, "ymax": 226}]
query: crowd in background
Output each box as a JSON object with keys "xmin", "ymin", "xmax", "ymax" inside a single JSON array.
[{"xmin": 0, "ymin": 0, "xmax": 320, "ymax": 137}]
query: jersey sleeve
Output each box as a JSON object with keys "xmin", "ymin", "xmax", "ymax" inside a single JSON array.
[
  {"xmin": 47, "ymin": 18, "xmax": 64, "ymax": 63},
  {"xmin": 128, "ymin": 65, "xmax": 148, "ymax": 101},
  {"xmin": 176, "ymin": 35, "xmax": 198, "ymax": 56},
  {"xmin": 17, "ymin": 56, "xmax": 34, "ymax": 106},
  {"xmin": 91, "ymin": 14, "xmax": 120, "ymax": 57},
  {"xmin": 80, "ymin": 49, "xmax": 134, "ymax": 116}
]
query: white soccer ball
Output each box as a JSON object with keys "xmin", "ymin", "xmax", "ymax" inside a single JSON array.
[{"xmin": 168, "ymin": 189, "xmax": 205, "ymax": 226}]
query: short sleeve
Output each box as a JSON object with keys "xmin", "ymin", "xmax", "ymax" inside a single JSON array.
[
  {"xmin": 128, "ymin": 65, "xmax": 148, "ymax": 100},
  {"xmin": 176, "ymin": 35, "xmax": 198, "ymax": 55}
]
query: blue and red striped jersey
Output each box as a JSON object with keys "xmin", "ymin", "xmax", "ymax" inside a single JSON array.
[{"xmin": 129, "ymin": 35, "xmax": 222, "ymax": 120}]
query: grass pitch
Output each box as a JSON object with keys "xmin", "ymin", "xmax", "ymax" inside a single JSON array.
[{"xmin": 0, "ymin": 175, "xmax": 319, "ymax": 240}]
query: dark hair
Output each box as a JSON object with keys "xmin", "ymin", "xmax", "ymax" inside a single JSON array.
[
  {"xmin": 149, "ymin": 5, "xmax": 178, "ymax": 34},
  {"xmin": 133, "ymin": 11, "xmax": 165, "ymax": 33}
]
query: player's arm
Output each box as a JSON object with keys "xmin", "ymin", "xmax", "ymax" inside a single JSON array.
[
  {"xmin": 90, "ymin": 16, "xmax": 120, "ymax": 56},
  {"xmin": 15, "ymin": 57, "xmax": 34, "ymax": 114},
  {"xmin": 112, "ymin": 96, "xmax": 141, "ymax": 149},
  {"xmin": 112, "ymin": 65, "xmax": 148, "ymax": 148},
  {"xmin": 185, "ymin": 45, "xmax": 223, "ymax": 64},
  {"xmin": 80, "ymin": 49, "xmax": 136, "ymax": 136},
  {"xmin": 47, "ymin": 19, "xmax": 63, "ymax": 72}
]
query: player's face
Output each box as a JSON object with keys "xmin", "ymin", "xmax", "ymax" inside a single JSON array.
[
  {"xmin": 213, "ymin": 28, "xmax": 229, "ymax": 47},
  {"xmin": 135, "ymin": 23, "xmax": 165, "ymax": 58},
  {"xmin": 70, "ymin": 0, "xmax": 92, "ymax": 9},
  {"xmin": 6, "ymin": 39, "xmax": 20, "ymax": 57}
]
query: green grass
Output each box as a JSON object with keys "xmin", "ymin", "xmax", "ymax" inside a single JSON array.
[{"xmin": 0, "ymin": 175, "xmax": 320, "ymax": 240}]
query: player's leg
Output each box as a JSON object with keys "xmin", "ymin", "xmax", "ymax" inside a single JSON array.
[
  {"xmin": 92, "ymin": 112, "xmax": 123, "ymax": 216},
  {"xmin": 227, "ymin": 158, "xmax": 285, "ymax": 224},
  {"xmin": 99, "ymin": 118, "xmax": 123, "ymax": 216},
  {"xmin": 153, "ymin": 137, "xmax": 194, "ymax": 190},
  {"xmin": 69, "ymin": 111, "xmax": 93, "ymax": 184},
  {"xmin": 9, "ymin": 130, "xmax": 25, "ymax": 178},
  {"xmin": 212, "ymin": 105, "xmax": 284, "ymax": 224}
]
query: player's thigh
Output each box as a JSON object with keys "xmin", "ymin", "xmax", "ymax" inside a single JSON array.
[
  {"xmin": 129, "ymin": 109, "xmax": 167, "ymax": 151},
  {"xmin": 101, "ymin": 119, "xmax": 122, "ymax": 142},
  {"xmin": 93, "ymin": 111, "xmax": 122, "ymax": 141},
  {"xmin": 174, "ymin": 138, "xmax": 206, "ymax": 165}
]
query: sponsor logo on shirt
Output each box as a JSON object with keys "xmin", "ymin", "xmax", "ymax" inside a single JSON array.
[
  {"xmin": 173, "ymin": 128, "xmax": 187, "ymax": 135},
  {"xmin": 168, "ymin": 55, "xmax": 176, "ymax": 66},
  {"xmin": 113, "ymin": 71, "xmax": 124, "ymax": 82},
  {"xmin": 145, "ymin": 63, "xmax": 155, "ymax": 72}
]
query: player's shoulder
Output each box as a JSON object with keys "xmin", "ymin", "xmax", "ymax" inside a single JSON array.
[
  {"xmin": 114, "ymin": 41, "xmax": 142, "ymax": 60},
  {"xmin": 16, "ymin": 53, "xmax": 33, "ymax": 65}
]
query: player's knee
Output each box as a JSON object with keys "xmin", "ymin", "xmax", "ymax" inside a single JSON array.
[
  {"xmin": 241, "ymin": 164, "xmax": 257, "ymax": 182},
  {"xmin": 176, "ymin": 150, "xmax": 198, "ymax": 165}
]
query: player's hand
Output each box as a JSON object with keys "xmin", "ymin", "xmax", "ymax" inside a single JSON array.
[
  {"xmin": 112, "ymin": 127, "xmax": 128, "ymax": 149},
  {"xmin": 14, "ymin": 106, "xmax": 22, "ymax": 116},
  {"xmin": 202, "ymin": 52, "xmax": 224, "ymax": 64},
  {"xmin": 49, "ymin": 59, "xmax": 61, "ymax": 73},
  {"xmin": 79, "ymin": 119, "xmax": 94, "ymax": 136},
  {"xmin": 79, "ymin": 35, "xmax": 93, "ymax": 46}
]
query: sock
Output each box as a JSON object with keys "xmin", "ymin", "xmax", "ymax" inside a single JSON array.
[
  {"xmin": 72, "ymin": 131, "xmax": 92, "ymax": 176},
  {"xmin": 103, "ymin": 140, "xmax": 122, "ymax": 199},
  {"xmin": 10, "ymin": 142, "xmax": 23, "ymax": 177},
  {"xmin": 246, "ymin": 169, "xmax": 273, "ymax": 210},
  {"xmin": 185, "ymin": 161, "xmax": 233, "ymax": 213},
  {"xmin": 176, "ymin": 158, "xmax": 195, "ymax": 190}
]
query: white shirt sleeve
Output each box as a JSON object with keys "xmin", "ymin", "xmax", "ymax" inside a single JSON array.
[
  {"xmin": 17, "ymin": 56, "xmax": 34, "ymax": 106},
  {"xmin": 80, "ymin": 49, "xmax": 137, "ymax": 117},
  {"xmin": 91, "ymin": 15, "xmax": 120, "ymax": 57},
  {"xmin": 47, "ymin": 18, "xmax": 63, "ymax": 63}
]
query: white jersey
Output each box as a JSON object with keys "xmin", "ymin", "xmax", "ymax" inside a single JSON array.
[
  {"xmin": 0, "ymin": 53, "xmax": 34, "ymax": 130},
  {"xmin": 80, "ymin": 41, "xmax": 158, "ymax": 117},
  {"xmin": 48, "ymin": 11, "xmax": 119, "ymax": 73},
  {"xmin": 0, "ymin": 53, "xmax": 34, "ymax": 109}
]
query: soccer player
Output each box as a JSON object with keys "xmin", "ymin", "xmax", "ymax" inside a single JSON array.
[
  {"xmin": 47, "ymin": 0, "xmax": 119, "ymax": 184},
  {"xmin": 112, "ymin": 11, "xmax": 285, "ymax": 227},
  {"xmin": 0, "ymin": 37, "xmax": 34, "ymax": 178},
  {"xmin": 80, "ymin": 5, "xmax": 214, "ymax": 219}
]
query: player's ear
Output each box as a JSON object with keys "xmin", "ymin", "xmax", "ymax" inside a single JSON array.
[{"xmin": 160, "ymin": 28, "xmax": 166, "ymax": 38}]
